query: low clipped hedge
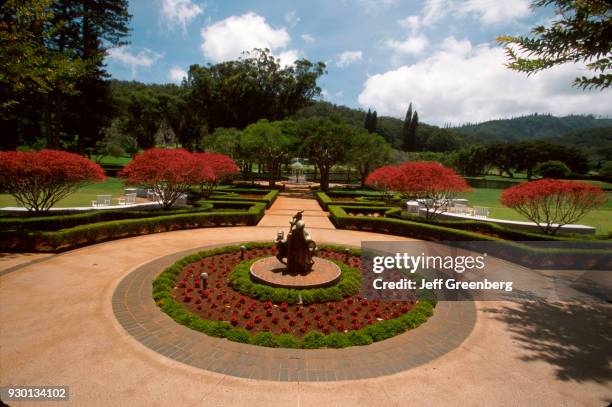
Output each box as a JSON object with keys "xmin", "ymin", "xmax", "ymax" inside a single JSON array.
[
  {"xmin": 328, "ymin": 205, "xmax": 610, "ymax": 269},
  {"xmin": 316, "ymin": 192, "xmax": 399, "ymax": 210},
  {"xmin": 228, "ymin": 257, "xmax": 361, "ymax": 304},
  {"xmin": 0, "ymin": 204, "xmax": 214, "ymax": 232},
  {"xmin": 0, "ymin": 202, "xmax": 266, "ymax": 253},
  {"xmin": 152, "ymin": 243, "xmax": 437, "ymax": 349},
  {"xmin": 197, "ymin": 188, "xmax": 280, "ymax": 208}
]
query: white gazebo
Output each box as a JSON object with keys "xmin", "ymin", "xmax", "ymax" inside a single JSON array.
[{"xmin": 290, "ymin": 159, "xmax": 306, "ymax": 184}]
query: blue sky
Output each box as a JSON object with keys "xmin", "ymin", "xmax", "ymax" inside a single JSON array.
[{"xmin": 106, "ymin": 0, "xmax": 612, "ymax": 126}]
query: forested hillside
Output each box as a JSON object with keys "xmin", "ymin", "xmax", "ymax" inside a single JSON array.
[{"xmin": 453, "ymin": 114, "xmax": 612, "ymax": 141}]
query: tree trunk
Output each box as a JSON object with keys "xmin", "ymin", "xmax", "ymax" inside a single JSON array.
[{"xmin": 319, "ymin": 164, "xmax": 329, "ymax": 192}]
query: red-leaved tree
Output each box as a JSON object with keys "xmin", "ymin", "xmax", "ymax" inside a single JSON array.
[
  {"xmin": 0, "ymin": 150, "xmax": 106, "ymax": 213},
  {"xmin": 500, "ymin": 179, "xmax": 606, "ymax": 235},
  {"xmin": 195, "ymin": 152, "xmax": 239, "ymax": 197},
  {"xmin": 364, "ymin": 165, "xmax": 402, "ymax": 203},
  {"xmin": 366, "ymin": 161, "xmax": 471, "ymax": 218},
  {"xmin": 118, "ymin": 148, "xmax": 201, "ymax": 210}
]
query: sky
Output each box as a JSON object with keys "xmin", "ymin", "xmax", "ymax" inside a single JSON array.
[{"xmin": 105, "ymin": 0, "xmax": 612, "ymax": 126}]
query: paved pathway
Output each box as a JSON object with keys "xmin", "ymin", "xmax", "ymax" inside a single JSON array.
[
  {"xmin": 1, "ymin": 201, "xmax": 611, "ymax": 405},
  {"xmin": 258, "ymin": 193, "xmax": 335, "ymax": 229}
]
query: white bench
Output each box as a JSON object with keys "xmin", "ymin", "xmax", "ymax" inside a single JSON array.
[
  {"xmin": 118, "ymin": 193, "xmax": 136, "ymax": 205},
  {"xmin": 91, "ymin": 195, "xmax": 112, "ymax": 207}
]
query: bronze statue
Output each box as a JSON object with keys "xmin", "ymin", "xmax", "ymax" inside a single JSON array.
[{"xmin": 275, "ymin": 211, "xmax": 316, "ymax": 274}]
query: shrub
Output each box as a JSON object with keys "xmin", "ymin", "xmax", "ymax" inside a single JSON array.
[
  {"xmin": 347, "ymin": 330, "xmax": 373, "ymax": 346},
  {"xmin": 302, "ymin": 331, "xmax": 326, "ymax": 349},
  {"xmin": 535, "ymin": 160, "xmax": 571, "ymax": 178},
  {"xmin": 275, "ymin": 334, "xmax": 301, "ymax": 348},
  {"xmin": 252, "ymin": 332, "xmax": 279, "ymax": 347},
  {"xmin": 0, "ymin": 150, "xmax": 105, "ymax": 213},
  {"xmin": 324, "ymin": 333, "xmax": 351, "ymax": 348},
  {"xmin": 598, "ymin": 161, "xmax": 612, "ymax": 177},
  {"xmin": 500, "ymin": 179, "xmax": 606, "ymax": 235},
  {"xmin": 226, "ymin": 328, "xmax": 251, "ymax": 343}
]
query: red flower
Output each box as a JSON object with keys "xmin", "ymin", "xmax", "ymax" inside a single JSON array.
[
  {"xmin": 272, "ymin": 316, "xmax": 279, "ymax": 324},
  {"xmin": 230, "ymin": 316, "xmax": 239, "ymax": 326},
  {"xmin": 322, "ymin": 327, "xmax": 330, "ymax": 334},
  {"xmin": 254, "ymin": 315, "xmax": 262, "ymax": 323},
  {"xmin": 243, "ymin": 311, "xmax": 251, "ymax": 319},
  {"xmin": 246, "ymin": 320, "xmax": 254, "ymax": 330}
]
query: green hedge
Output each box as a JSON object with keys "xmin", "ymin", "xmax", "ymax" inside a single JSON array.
[
  {"xmin": 0, "ymin": 203, "xmax": 266, "ymax": 253},
  {"xmin": 316, "ymin": 192, "xmax": 400, "ymax": 210},
  {"xmin": 228, "ymin": 257, "xmax": 361, "ymax": 304},
  {"xmin": 152, "ymin": 243, "xmax": 437, "ymax": 349},
  {"xmin": 205, "ymin": 189, "xmax": 279, "ymax": 208},
  {"xmin": 328, "ymin": 205, "xmax": 610, "ymax": 269},
  {"xmin": 0, "ymin": 204, "xmax": 214, "ymax": 232}
]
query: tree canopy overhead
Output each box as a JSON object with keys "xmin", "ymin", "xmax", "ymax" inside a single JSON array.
[{"xmin": 497, "ymin": 0, "xmax": 612, "ymax": 90}]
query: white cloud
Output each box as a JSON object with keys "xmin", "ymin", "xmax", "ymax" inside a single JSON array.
[
  {"xmin": 398, "ymin": 15, "xmax": 420, "ymax": 34},
  {"xmin": 421, "ymin": 0, "xmax": 530, "ymax": 25},
  {"xmin": 336, "ymin": 50, "xmax": 363, "ymax": 68},
  {"xmin": 201, "ymin": 12, "xmax": 296, "ymax": 63},
  {"xmin": 168, "ymin": 66, "xmax": 188, "ymax": 83},
  {"xmin": 161, "ymin": 0, "xmax": 203, "ymax": 32},
  {"xmin": 301, "ymin": 34, "xmax": 315, "ymax": 43},
  {"xmin": 277, "ymin": 50, "xmax": 300, "ymax": 67},
  {"xmin": 358, "ymin": 37, "xmax": 612, "ymax": 125},
  {"xmin": 386, "ymin": 34, "xmax": 429, "ymax": 55},
  {"xmin": 107, "ymin": 46, "xmax": 162, "ymax": 77},
  {"xmin": 285, "ymin": 10, "xmax": 300, "ymax": 27}
]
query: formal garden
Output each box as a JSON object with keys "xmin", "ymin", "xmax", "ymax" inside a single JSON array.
[{"xmin": 2, "ymin": 0, "xmax": 611, "ymax": 404}]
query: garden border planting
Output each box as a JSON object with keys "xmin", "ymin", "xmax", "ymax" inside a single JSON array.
[
  {"xmin": 152, "ymin": 242, "xmax": 437, "ymax": 349},
  {"xmin": 0, "ymin": 202, "xmax": 266, "ymax": 253}
]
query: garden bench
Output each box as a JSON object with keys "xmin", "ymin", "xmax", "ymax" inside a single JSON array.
[
  {"xmin": 118, "ymin": 193, "xmax": 136, "ymax": 205},
  {"xmin": 473, "ymin": 206, "xmax": 490, "ymax": 218},
  {"xmin": 91, "ymin": 194, "xmax": 112, "ymax": 207}
]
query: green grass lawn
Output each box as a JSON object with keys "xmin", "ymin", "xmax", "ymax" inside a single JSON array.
[
  {"xmin": 0, "ymin": 178, "xmax": 127, "ymax": 208},
  {"xmin": 463, "ymin": 188, "xmax": 612, "ymax": 235},
  {"xmin": 90, "ymin": 155, "xmax": 132, "ymax": 166}
]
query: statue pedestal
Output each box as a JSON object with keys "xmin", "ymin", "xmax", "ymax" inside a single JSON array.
[{"xmin": 249, "ymin": 257, "xmax": 341, "ymax": 289}]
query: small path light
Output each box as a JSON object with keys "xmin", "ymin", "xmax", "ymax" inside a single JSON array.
[
  {"xmin": 199, "ymin": 272, "xmax": 208, "ymax": 289},
  {"xmin": 240, "ymin": 245, "xmax": 247, "ymax": 260},
  {"xmin": 345, "ymin": 247, "xmax": 351, "ymax": 262}
]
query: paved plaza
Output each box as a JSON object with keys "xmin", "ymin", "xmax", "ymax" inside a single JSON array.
[{"xmin": 1, "ymin": 196, "xmax": 610, "ymax": 406}]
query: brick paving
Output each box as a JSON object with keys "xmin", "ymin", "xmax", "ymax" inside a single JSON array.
[
  {"xmin": 113, "ymin": 244, "xmax": 476, "ymax": 381},
  {"xmin": 249, "ymin": 256, "xmax": 341, "ymax": 288}
]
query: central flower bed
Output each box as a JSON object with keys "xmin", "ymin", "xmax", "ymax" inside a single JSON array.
[{"xmin": 153, "ymin": 243, "xmax": 436, "ymax": 349}]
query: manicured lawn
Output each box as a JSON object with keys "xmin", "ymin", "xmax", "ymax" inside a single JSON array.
[
  {"xmin": 462, "ymin": 188, "xmax": 612, "ymax": 235},
  {"xmin": 91, "ymin": 154, "xmax": 132, "ymax": 166},
  {"xmin": 0, "ymin": 178, "xmax": 127, "ymax": 208}
]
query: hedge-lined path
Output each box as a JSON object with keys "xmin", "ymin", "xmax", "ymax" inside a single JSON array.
[
  {"xmin": 1, "ymin": 225, "xmax": 610, "ymax": 406},
  {"xmin": 258, "ymin": 194, "xmax": 335, "ymax": 229}
]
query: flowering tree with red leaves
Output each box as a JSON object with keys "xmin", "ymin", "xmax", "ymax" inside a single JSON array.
[
  {"xmin": 366, "ymin": 161, "xmax": 471, "ymax": 218},
  {"xmin": 500, "ymin": 179, "xmax": 606, "ymax": 235},
  {"xmin": 0, "ymin": 150, "xmax": 106, "ymax": 213},
  {"xmin": 194, "ymin": 152, "xmax": 240, "ymax": 197},
  {"xmin": 118, "ymin": 148, "xmax": 201, "ymax": 210},
  {"xmin": 364, "ymin": 165, "xmax": 402, "ymax": 203}
]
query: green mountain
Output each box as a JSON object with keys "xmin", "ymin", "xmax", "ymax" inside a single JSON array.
[{"xmin": 452, "ymin": 114, "xmax": 612, "ymax": 141}]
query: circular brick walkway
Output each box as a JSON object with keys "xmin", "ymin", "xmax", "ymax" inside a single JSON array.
[{"xmin": 113, "ymin": 245, "xmax": 477, "ymax": 382}]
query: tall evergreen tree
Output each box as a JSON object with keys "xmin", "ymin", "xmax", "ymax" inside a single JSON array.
[
  {"xmin": 402, "ymin": 103, "xmax": 413, "ymax": 151},
  {"xmin": 371, "ymin": 111, "xmax": 377, "ymax": 134},
  {"xmin": 408, "ymin": 110, "xmax": 419, "ymax": 150},
  {"xmin": 364, "ymin": 109, "xmax": 372, "ymax": 132}
]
